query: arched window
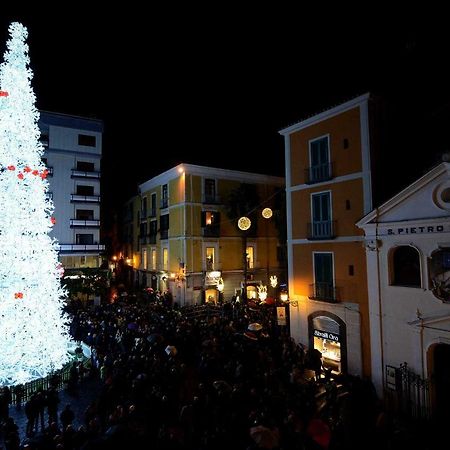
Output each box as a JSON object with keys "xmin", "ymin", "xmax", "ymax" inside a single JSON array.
[
  {"xmin": 430, "ymin": 249, "xmax": 450, "ymax": 302},
  {"xmin": 391, "ymin": 246, "xmax": 421, "ymax": 287}
]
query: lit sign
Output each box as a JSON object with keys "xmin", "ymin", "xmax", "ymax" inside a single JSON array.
[
  {"xmin": 205, "ymin": 271, "xmax": 221, "ymax": 285},
  {"xmin": 314, "ymin": 329, "xmax": 339, "ymax": 342}
]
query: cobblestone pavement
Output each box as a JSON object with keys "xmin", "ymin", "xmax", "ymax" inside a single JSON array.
[{"xmin": 1, "ymin": 376, "xmax": 103, "ymax": 448}]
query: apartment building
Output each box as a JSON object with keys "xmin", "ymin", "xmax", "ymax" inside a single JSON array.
[
  {"xmin": 279, "ymin": 94, "xmax": 375, "ymax": 378},
  {"xmin": 39, "ymin": 111, "xmax": 105, "ymax": 270},
  {"xmin": 124, "ymin": 164, "xmax": 285, "ymax": 306}
]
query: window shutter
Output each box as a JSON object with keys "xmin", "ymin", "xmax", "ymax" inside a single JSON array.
[{"xmin": 201, "ymin": 211, "xmax": 206, "ymax": 227}]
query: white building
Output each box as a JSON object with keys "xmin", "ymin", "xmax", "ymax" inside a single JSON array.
[
  {"xmin": 39, "ymin": 111, "xmax": 105, "ymax": 269},
  {"xmin": 357, "ymin": 162, "xmax": 450, "ymax": 413}
]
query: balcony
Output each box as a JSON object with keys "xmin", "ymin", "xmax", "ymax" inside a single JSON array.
[
  {"xmin": 160, "ymin": 229, "xmax": 169, "ymax": 240},
  {"xmin": 70, "ymin": 219, "xmax": 100, "ymax": 228},
  {"xmin": 160, "ymin": 199, "xmax": 168, "ymax": 209},
  {"xmin": 202, "ymin": 226, "xmax": 220, "ymax": 238},
  {"xmin": 202, "ymin": 194, "xmax": 221, "ymax": 204},
  {"xmin": 307, "ymin": 220, "xmax": 336, "ymax": 240},
  {"xmin": 70, "ymin": 194, "xmax": 100, "ymax": 203},
  {"xmin": 309, "ymin": 282, "xmax": 339, "ymax": 303},
  {"xmin": 305, "ymin": 162, "xmax": 333, "ymax": 184},
  {"xmin": 71, "ymin": 169, "xmax": 100, "ymax": 179},
  {"xmin": 58, "ymin": 244, "xmax": 105, "ymax": 253}
]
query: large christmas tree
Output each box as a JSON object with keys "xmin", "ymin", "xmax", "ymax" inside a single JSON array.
[{"xmin": 0, "ymin": 22, "xmax": 71, "ymax": 386}]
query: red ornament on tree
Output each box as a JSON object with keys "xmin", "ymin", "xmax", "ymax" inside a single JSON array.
[
  {"xmin": 24, "ymin": 166, "xmax": 31, "ymax": 173},
  {"xmin": 7, "ymin": 165, "xmax": 15, "ymax": 171},
  {"xmin": 51, "ymin": 217, "xmax": 56, "ymax": 225},
  {"xmin": 32, "ymin": 169, "xmax": 39, "ymax": 176},
  {"xmin": 17, "ymin": 173, "xmax": 24, "ymax": 180},
  {"xmin": 0, "ymin": 90, "xmax": 8, "ymax": 97},
  {"xmin": 14, "ymin": 292, "xmax": 23, "ymax": 299}
]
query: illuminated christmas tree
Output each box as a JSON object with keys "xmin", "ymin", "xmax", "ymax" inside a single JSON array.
[{"xmin": 0, "ymin": 22, "xmax": 71, "ymax": 386}]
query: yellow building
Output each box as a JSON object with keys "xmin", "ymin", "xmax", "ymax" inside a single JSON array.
[
  {"xmin": 125, "ymin": 164, "xmax": 285, "ymax": 305},
  {"xmin": 279, "ymin": 93, "xmax": 375, "ymax": 378}
]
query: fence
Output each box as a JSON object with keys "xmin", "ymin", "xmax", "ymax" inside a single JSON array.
[
  {"xmin": 385, "ymin": 362, "xmax": 431, "ymax": 421},
  {"xmin": 9, "ymin": 354, "xmax": 91, "ymax": 406}
]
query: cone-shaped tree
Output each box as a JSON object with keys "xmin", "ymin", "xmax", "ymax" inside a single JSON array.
[{"xmin": 0, "ymin": 22, "xmax": 71, "ymax": 386}]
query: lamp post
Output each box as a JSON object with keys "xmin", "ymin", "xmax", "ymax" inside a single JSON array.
[{"xmin": 238, "ymin": 216, "xmax": 251, "ymax": 302}]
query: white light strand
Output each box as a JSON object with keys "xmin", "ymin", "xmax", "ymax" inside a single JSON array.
[{"xmin": 0, "ymin": 22, "xmax": 72, "ymax": 386}]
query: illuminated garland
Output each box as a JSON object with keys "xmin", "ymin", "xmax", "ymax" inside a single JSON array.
[{"xmin": 0, "ymin": 22, "xmax": 72, "ymax": 386}]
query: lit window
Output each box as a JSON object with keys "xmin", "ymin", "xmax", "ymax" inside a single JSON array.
[
  {"xmin": 142, "ymin": 248, "xmax": 147, "ymax": 270},
  {"xmin": 206, "ymin": 247, "xmax": 214, "ymax": 270},
  {"xmin": 151, "ymin": 249, "xmax": 157, "ymax": 270},
  {"xmin": 246, "ymin": 246, "xmax": 254, "ymax": 269},
  {"xmin": 163, "ymin": 248, "xmax": 168, "ymax": 270}
]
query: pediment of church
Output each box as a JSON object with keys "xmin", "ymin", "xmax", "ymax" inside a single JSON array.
[{"xmin": 358, "ymin": 163, "xmax": 450, "ymax": 228}]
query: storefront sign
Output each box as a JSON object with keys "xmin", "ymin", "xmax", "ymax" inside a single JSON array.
[
  {"xmin": 205, "ymin": 271, "xmax": 221, "ymax": 286},
  {"xmin": 277, "ymin": 307, "xmax": 287, "ymax": 326},
  {"xmin": 313, "ymin": 329, "xmax": 340, "ymax": 342},
  {"xmin": 386, "ymin": 365, "xmax": 397, "ymax": 391},
  {"xmin": 387, "ymin": 225, "xmax": 445, "ymax": 235}
]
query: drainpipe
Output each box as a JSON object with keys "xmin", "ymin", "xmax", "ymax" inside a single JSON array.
[{"xmin": 375, "ymin": 208, "xmax": 386, "ymax": 389}]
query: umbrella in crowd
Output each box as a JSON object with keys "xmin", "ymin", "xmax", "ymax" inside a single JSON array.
[
  {"xmin": 249, "ymin": 425, "xmax": 280, "ymax": 449},
  {"xmin": 165, "ymin": 345, "xmax": 177, "ymax": 356},
  {"xmin": 306, "ymin": 418, "xmax": 331, "ymax": 449},
  {"xmin": 127, "ymin": 322, "xmax": 138, "ymax": 330},
  {"xmin": 248, "ymin": 323, "xmax": 263, "ymax": 331}
]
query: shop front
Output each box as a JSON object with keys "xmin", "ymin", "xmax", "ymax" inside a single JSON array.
[{"xmin": 308, "ymin": 311, "xmax": 347, "ymax": 375}]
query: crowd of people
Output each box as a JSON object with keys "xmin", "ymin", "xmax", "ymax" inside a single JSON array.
[{"xmin": 0, "ymin": 296, "xmax": 387, "ymax": 450}]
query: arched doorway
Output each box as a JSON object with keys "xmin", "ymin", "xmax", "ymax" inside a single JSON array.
[
  {"xmin": 430, "ymin": 343, "xmax": 450, "ymax": 421},
  {"xmin": 308, "ymin": 311, "xmax": 347, "ymax": 375}
]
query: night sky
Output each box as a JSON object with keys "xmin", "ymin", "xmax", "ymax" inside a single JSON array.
[{"xmin": 1, "ymin": 10, "xmax": 450, "ymax": 226}]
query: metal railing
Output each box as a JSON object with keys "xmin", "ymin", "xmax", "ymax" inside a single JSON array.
[
  {"xmin": 71, "ymin": 194, "xmax": 100, "ymax": 203},
  {"xmin": 307, "ymin": 220, "xmax": 336, "ymax": 240},
  {"xmin": 71, "ymin": 169, "xmax": 100, "ymax": 179},
  {"xmin": 309, "ymin": 282, "xmax": 339, "ymax": 302},
  {"xmin": 70, "ymin": 219, "xmax": 100, "ymax": 227},
  {"xmin": 305, "ymin": 162, "xmax": 333, "ymax": 184}
]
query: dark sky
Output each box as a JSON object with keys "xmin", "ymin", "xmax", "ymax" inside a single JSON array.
[{"xmin": 1, "ymin": 9, "xmax": 450, "ymax": 222}]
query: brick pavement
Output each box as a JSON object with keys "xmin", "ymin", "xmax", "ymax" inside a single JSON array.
[{"xmin": 0, "ymin": 376, "xmax": 103, "ymax": 448}]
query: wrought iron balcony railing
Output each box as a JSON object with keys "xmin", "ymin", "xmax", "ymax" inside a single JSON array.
[
  {"xmin": 309, "ymin": 282, "xmax": 339, "ymax": 303},
  {"xmin": 305, "ymin": 162, "xmax": 333, "ymax": 184},
  {"xmin": 307, "ymin": 220, "xmax": 336, "ymax": 240}
]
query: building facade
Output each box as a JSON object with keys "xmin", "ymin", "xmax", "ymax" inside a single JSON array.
[
  {"xmin": 280, "ymin": 94, "xmax": 374, "ymax": 378},
  {"xmin": 39, "ymin": 111, "xmax": 105, "ymax": 269},
  {"xmin": 124, "ymin": 164, "xmax": 285, "ymax": 306},
  {"xmin": 357, "ymin": 163, "xmax": 450, "ymax": 407}
]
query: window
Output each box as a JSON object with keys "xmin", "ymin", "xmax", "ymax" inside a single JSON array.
[
  {"xmin": 310, "ymin": 192, "xmax": 333, "ymax": 239},
  {"xmin": 76, "ymin": 161, "xmax": 95, "ymax": 172},
  {"xmin": 204, "ymin": 178, "xmax": 216, "ymax": 202},
  {"xmin": 151, "ymin": 248, "xmax": 157, "ymax": 270},
  {"xmin": 161, "ymin": 184, "xmax": 168, "ymax": 208},
  {"xmin": 246, "ymin": 246, "xmax": 254, "ymax": 269},
  {"xmin": 308, "ymin": 136, "xmax": 331, "ymax": 182},
  {"xmin": 40, "ymin": 133, "xmax": 49, "ymax": 147},
  {"xmin": 206, "ymin": 247, "xmax": 215, "ymax": 271},
  {"xmin": 76, "ymin": 185, "xmax": 94, "ymax": 196},
  {"xmin": 76, "ymin": 209, "xmax": 94, "ymax": 220},
  {"xmin": 312, "ymin": 252, "xmax": 335, "ymax": 301},
  {"xmin": 163, "ymin": 248, "xmax": 168, "ymax": 270},
  {"xmin": 76, "ymin": 234, "xmax": 93, "ymax": 245},
  {"xmin": 391, "ymin": 246, "xmax": 421, "ymax": 287},
  {"xmin": 160, "ymin": 214, "xmax": 169, "ymax": 239},
  {"xmin": 78, "ymin": 134, "xmax": 96, "ymax": 147},
  {"xmin": 430, "ymin": 249, "xmax": 450, "ymax": 301},
  {"xmin": 201, "ymin": 211, "xmax": 221, "ymax": 237},
  {"xmin": 142, "ymin": 248, "xmax": 148, "ymax": 270},
  {"xmin": 142, "ymin": 197, "xmax": 147, "ymax": 218},
  {"xmin": 150, "ymin": 193, "xmax": 157, "ymax": 216}
]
